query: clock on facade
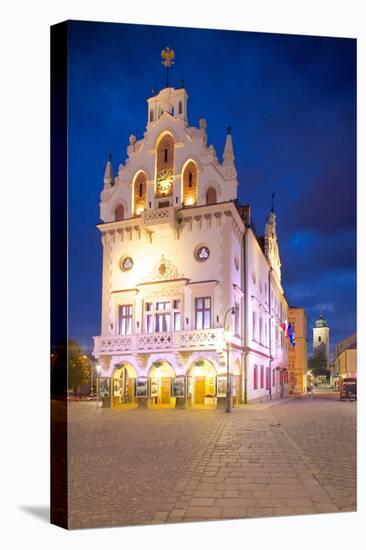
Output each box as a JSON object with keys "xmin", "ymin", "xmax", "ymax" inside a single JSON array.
[
  {"xmin": 156, "ymin": 168, "xmax": 173, "ymax": 195},
  {"xmin": 195, "ymin": 245, "xmax": 210, "ymax": 262},
  {"xmin": 120, "ymin": 256, "xmax": 134, "ymax": 271}
]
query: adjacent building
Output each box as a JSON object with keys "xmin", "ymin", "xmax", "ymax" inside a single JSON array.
[
  {"xmin": 287, "ymin": 307, "xmax": 308, "ymax": 394},
  {"xmin": 313, "ymin": 312, "xmax": 330, "ymax": 361},
  {"xmin": 92, "ymin": 74, "xmax": 291, "ymax": 407},
  {"xmin": 334, "ymin": 333, "xmax": 357, "ymax": 381}
]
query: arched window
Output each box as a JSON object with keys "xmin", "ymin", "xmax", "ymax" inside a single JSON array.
[
  {"xmin": 182, "ymin": 160, "xmax": 198, "ymax": 206},
  {"xmin": 149, "ymin": 109, "xmax": 154, "ymax": 122},
  {"xmin": 134, "ymin": 172, "xmax": 147, "ymax": 215},
  {"xmin": 114, "ymin": 203, "xmax": 125, "ymax": 221},
  {"xmin": 206, "ymin": 186, "xmax": 217, "ymax": 205},
  {"xmin": 156, "ymin": 134, "xmax": 174, "ymax": 197}
]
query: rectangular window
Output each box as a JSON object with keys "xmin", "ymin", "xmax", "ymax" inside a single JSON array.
[
  {"xmin": 195, "ymin": 297, "xmax": 211, "ymax": 329},
  {"xmin": 260, "ymin": 365, "xmax": 264, "ymax": 388},
  {"xmin": 259, "ymin": 316, "xmax": 263, "ymax": 344},
  {"xmin": 146, "ymin": 314, "xmax": 153, "ymax": 333},
  {"xmin": 252, "ymin": 310, "xmax": 256, "ymax": 341},
  {"xmin": 119, "ymin": 305, "xmax": 133, "ymax": 335},
  {"xmin": 266, "ymin": 367, "xmax": 270, "ymax": 390},
  {"xmin": 235, "ymin": 303, "xmax": 239, "ymax": 336},
  {"xmin": 272, "ymin": 369, "xmax": 275, "ymax": 387},
  {"xmin": 265, "ymin": 322, "xmax": 268, "ymax": 346},
  {"xmin": 253, "ymin": 365, "xmax": 258, "ymax": 390},
  {"xmin": 174, "ymin": 312, "xmax": 181, "ymax": 331}
]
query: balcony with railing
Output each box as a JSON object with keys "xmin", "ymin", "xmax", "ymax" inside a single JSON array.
[
  {"xmin": 141, "ymin": 206, "xmax": 178, "ymax": 230},
  {"xmin": 93, "ymin": 328, "xmax": 227, "ymax": 355}
]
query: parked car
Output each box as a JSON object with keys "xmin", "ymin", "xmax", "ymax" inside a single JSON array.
[{"xmin": 340, "ymin": 377, "xmax": 357, "ymax": 401}]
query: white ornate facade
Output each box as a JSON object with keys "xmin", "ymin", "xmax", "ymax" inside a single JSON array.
[{"xmin": 93, "ymin": 83, "xmax": 289, "ymax": 407}]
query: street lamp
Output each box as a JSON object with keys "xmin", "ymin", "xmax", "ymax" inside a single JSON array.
[
  {"xmin": 224, "ymin": 306, "xmax": 236, "ymax": 413},
  {"xmin": 83, "ymin": 355, "xmax": 98, "ymax": 395}
]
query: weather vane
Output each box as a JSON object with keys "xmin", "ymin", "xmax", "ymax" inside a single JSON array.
[{"xmin": 161, "ymin": 47, "xmax": 175, "ymax": 87}]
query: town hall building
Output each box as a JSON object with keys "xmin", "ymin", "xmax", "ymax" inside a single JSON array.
[{"xmin": 93, "ymin": 53, "xmax": 291, "ymax": 407}]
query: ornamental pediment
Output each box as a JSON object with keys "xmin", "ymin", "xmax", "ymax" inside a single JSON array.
[{"xmin": 141, "ymin": 254, "xmax": 184, "ymax": 283}]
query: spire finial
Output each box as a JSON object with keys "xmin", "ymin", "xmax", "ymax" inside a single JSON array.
[
  {"xmin": 161, "ymin": 47, "xmax": 175, "ymax": 88},
  {"xmin": 108, "ymin": 152, "xmax": 112, "ymax": 162},
  {"xmin": 271, "ymin": 192, "xmax": 275, "ymax": 213},
  {"xmin": 227, "ymin": 126, "xmax": 232, "ymax": 135}
]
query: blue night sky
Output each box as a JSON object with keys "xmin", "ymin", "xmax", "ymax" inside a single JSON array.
[{"xmin": 67, "ymin": 20, "xmax": 356, "ymax": 356}]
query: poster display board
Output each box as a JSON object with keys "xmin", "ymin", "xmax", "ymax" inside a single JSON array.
[
  {"xmin": 216, "ymin": 375, "xmax": 227, "ymax": 397},
  {"xmin": 172, "ymin": 376, "xmax": 185, "ymax": 397},
  {"xmin": 150, "ymin": 378, "xmax": 158, "ymax": 398},
  {"xmin": 136, "ymin": 377, "xmax": 148, "ymax": 398},
  {"xmin": 97, "ymin": 377, "xmax": 111, "ymax": 397},
  {"xmin": 113, "ymin": 379, "xmax": 123, "ymax": 397}
]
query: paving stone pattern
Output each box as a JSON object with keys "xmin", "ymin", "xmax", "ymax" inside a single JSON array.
[{"xmin": 67, "ymin": 398, "xmax": 356, "ymax": 529}]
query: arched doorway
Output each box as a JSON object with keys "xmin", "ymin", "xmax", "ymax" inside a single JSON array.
[
  {"xmin": 112, "ymin": 363, "xmax": 137, "ymax": 406},
  {"xmin": 187, "ymin": 359, "xmax": 217, "ymax": 407},
  {"xmin": 149, "ymin": 361, "xmax": 176, "ymax": 406},
  {"xmin": 114, "ymin": 203, "xmax": 125, "ymax": 221},
  {"xmin": 206, "ymin": 186, "xmax": 217, "ymax": 205}
]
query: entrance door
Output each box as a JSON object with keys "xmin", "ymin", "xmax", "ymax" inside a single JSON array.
[
  {"xmin": 161, "ymin": 377, "xmax": 171, "ymax": 404},
  {"xmin": 194, "ymin": 376, "xmax": 205, "ymax": 405}
]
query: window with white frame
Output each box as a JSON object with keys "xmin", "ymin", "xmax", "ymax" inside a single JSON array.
[
  {"xmin": 195, "ymin": 297, "xmax": 211, "ymax": 329},
  {"xmin": 144, "ymin": 299, "xmax": 181, "ymax": 333},
  {"xmin": 234, "ymin": 302, "xmax": 240, "ymax": 336},
  {"xmin": 259, "ymin": 316, "xmax": 263, "ymax": 344},
  {"xmin": 119, "ymin": 305, "xmax": 133, "ymax": 335},
  {"xmin": 252, "ymin": 310, "xmax": 257, "ymax": 341}
]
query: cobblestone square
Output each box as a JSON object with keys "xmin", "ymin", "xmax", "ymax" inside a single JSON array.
[{"xmin": 67, "ymin": 397, "xmax": 356, "ymax": 529}]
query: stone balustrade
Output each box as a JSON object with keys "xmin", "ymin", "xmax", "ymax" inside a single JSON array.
[{"xmin": 93, "ymin": 328, "xmax": 226, "ymax": 354}]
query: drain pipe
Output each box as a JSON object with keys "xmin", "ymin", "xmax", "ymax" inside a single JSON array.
[
  {"xmin": 242, "ymin": 224, "xmax": 248, "ymax": 404},
  {"xmin": 268, "ymin": 267, "xmax": 273, "ymax": 400}
]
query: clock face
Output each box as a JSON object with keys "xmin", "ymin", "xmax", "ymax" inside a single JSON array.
[
  {"xmin": 156, "ymin": 168, "xmax": 173, "ymax": 195},
  {"xmin": 120, "ymin": 256, "xmax": 133, "ymax": 271}
]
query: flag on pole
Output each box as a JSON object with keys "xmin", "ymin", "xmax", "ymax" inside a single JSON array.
[{"xmin": 287, "ymin": 322, "xmax": 296, "ymax": 347}]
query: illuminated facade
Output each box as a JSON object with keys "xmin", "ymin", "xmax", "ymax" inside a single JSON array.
[
  {"xmin": 313, "ymin": 312, "xmax": 330, "ymax": 361},
  {"xmin": 287, "ymin": 307, "xmax": 308, "ymax": 394},
  {"xmin": 93, "ymin": 82, "xmax": 289, "ymax": 407},
  {"xmin": 334, "ymin": 333, "xmax": 357, "ymax": 380}
]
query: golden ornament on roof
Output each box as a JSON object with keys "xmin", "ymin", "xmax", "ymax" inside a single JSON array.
[{"xmin": 161, "ymin": 47, "xmax": 175, "ymax": 67}]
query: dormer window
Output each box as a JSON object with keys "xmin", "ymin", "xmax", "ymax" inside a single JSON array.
[
  {"xmin": 178, "ymin": 101, "xmax": 182, "ymax": 114},
  {"xmin": 149, "ymin": 109, "xmax": 154, "ymax": 122}
]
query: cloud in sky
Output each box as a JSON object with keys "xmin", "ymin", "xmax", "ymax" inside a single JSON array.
[{"xmin": 66, "ymin": 21, "xmax": 356, "ymax": 354}]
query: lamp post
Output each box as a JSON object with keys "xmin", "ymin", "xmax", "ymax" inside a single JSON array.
[
  {"xmin": 224, "ymin": 306, "xmax": 236, "ymax": 413},
  {"xmin": 83, "ymin": 355, "xmax": 99, "ymax": 395}
]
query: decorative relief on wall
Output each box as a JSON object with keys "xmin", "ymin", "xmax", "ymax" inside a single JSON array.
[
  {"xmin": 195, "ymin": 245, "xmax": 210, "ymax": 262},
  {"xmin": 142, "ymin": 254, "xmax": 183, "ymax": 283},
  {"xmin": 120, "ymin": 256, "xmax": 134, "ymax": 271}
]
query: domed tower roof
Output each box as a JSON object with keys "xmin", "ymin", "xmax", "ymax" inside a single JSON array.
[{"xmin": 315, "ymin": 311, "xmax": 328, "ymax": 328}]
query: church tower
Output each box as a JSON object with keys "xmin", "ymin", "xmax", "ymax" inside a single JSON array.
[{"xmin": 313, "ymin": 312, "xmax": 330, "ymax": 361}]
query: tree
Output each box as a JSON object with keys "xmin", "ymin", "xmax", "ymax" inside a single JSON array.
[
  {"xmin": 308, "ymin": 348, "xmax": 328, "ymax": 378},
  {"xmin": 67, "ymin": 339, "xmax": 90, "ymax": 391}
]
